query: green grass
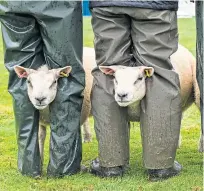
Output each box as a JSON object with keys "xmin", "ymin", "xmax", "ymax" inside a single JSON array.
[{"xmin": 0, "ymin": 17, "xmax": 203, "ymax": 191}]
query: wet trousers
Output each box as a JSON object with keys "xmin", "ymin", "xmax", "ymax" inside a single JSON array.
[
  {"xmin": 0, "ymin": 1, "xmax": 85, "ymax": 177},
  {"xmin": 91, "ymin": 7, "xmax": 182, "ymax": 169},
  {"xmin": 196, "ymin": 1, "xmax": 204, "ymax": 143}
]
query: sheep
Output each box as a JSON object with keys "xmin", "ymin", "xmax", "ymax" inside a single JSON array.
[
  {"xmin": 99, "ymin": 44, "xmax": 203, "ymax": 152},
  {"xmin": 14, "ymin": 47, "xmax": 95, "ymax": 165},
  {"xmin": 13, "ymin": 44, "xmax": 203, "ymax": 169}
]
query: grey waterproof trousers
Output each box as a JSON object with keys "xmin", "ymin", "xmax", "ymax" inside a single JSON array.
[
  {"xmin": 196, "ymin": 1, "xmax": 204, "ymax": 141},
  {"xmin": 91, "ymin": 7, "xmax": 182, "ymax": 169},
  {"xmin": 0, "ymin": 1, "xmax": 85, "ymax": 177}
]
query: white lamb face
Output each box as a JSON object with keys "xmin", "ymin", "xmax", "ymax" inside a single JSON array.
[
  {"xmin": 14, "ymin": 65, "xmax": 72, "ymax": 110},
  {"xmin": 26, "ymin": 71, "xmax": 57, "ymax": 110},
  {"xmin": 99, "ymin": 65, "xmax": 154, "ymax": 107}
]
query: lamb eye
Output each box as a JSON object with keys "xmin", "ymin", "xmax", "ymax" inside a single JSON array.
[
  {"xmin": 52, "ymin": 80, "xmax": 57, "ymax": 85},
  {"xmin": 27, "ymin": 80, "xmax": 33, "ymax": 88},
  {"xmin": 27, "ymin": 80, "xmax": 32, "ymax": 85},
  {"xmin": 134, "ymin": 77, "xmax": 143, "ymax": 85},
  {"xmin": 50, "ymin": 80, "xmax": 57, "ymax": 88}
]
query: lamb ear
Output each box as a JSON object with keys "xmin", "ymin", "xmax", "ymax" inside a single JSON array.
[
  {"xmin": 54, "ymin": 66, "xmax": 72, "ymax": 78},
  {"xmin": 99, "ymin": 65, "xmax": 125, "ymax": 75},
  {"xmin": 14, "ymin": 66, "xmax": 34, "ymax": 78},
  {"xmin": 141, "ymin": 67, "xmax": 154, "ymax": 78}
]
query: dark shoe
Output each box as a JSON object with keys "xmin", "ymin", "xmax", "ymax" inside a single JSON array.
[
  {"xmin": 147, "ymin": 161, "xmax": 182, "ymax": 182},
  {"xmin": 90, "ymin": 158, "xmax": 125, "ymax": 178}
]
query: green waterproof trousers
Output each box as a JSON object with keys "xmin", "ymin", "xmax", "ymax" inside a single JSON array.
[
  {"xmin": 0, "ymin": 1, "xmax": 85, "ymax": 177},
  {"xmin": 91, "ymin": 7, "xmax": 182, "ymax": 169},
  {"xmin": 196, "ymin": 1, "xmax": 204, "ymax": 143}
]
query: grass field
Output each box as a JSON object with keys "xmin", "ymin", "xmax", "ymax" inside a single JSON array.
[{"xmin": 0, "ymin": 17, "xmax": 203, "ymax": 191}]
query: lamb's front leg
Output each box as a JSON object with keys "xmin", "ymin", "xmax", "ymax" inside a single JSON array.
[
  {"xmin": 177, "ymin": 114, "xmax": 183, "ymax": 149},
  {"xmin": 38, "ymin": 124, "xmax": 46, "ymax": 166},
  {"xmin": 198, "ymin": 133, "xmax": 204, "ymax": 152},
  {"xmin": 177, "ymin": 133, "xmax": 182, "ymax": 149},
  {"xmin": 82, "ymin": 118, "xmax": 92, "ymax": 143}
]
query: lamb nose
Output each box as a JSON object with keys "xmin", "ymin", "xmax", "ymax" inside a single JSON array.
[
  {"xmin": 117, "ymin": 93, "xmax": 128, "ymax": 99},
  {"xmin": 35, "ymin": 97, "xmax": 46, "ymax": 103}
]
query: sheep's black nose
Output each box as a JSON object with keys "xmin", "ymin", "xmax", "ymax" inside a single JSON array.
[
  {"xmin": 35, "ymin": 97, "xmax": 46, "ymax": 103},
  {"xmin": 117, "ymin": 93, "xmax": 128, "ymax": 99}
]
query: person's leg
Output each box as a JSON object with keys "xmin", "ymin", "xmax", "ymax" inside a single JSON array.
[
  {"xmin": 31, "ymin": 1, "xmax": 84, "ymax": 177},
  {"xmin": 129, "ymin": 8, "xmax": 182, "ymax": 180},
  {"xmin": 90, "ymin": 7, "xmax": 132, "ymax": 177},
  {"xmin": 0, "ymin": 4, "xmax": 44, "ymax": 176},
  {"xmin": 195, "ymin": 1, "xmax": 204, "ymax": 152}
]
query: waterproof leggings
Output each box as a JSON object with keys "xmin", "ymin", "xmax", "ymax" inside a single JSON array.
[
  {"xmin": 0, "ymin": 1, "xmax": 84, "ymax": 177},
  {"xmin": 91, "ymin": 7, "xmax": 182, "ymax": 169},
  {"xmin": 196, "ymin": 1, "xmax": 204, "ymax": 145}
]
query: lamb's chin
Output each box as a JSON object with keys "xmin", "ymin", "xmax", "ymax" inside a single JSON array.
[
  {"xmin": 34, "ymin": 105, "xmax": 48, "ymax": 110},
  {"xmin": 117, "ymin": 101, "xmax": 131, "ymax": 107}
]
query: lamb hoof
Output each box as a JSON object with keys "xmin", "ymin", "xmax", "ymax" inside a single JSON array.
[
  {"xmin": 80, "ymin": 164, "xmax": 88, "ymax": 173},
  {"xmin": 34, "ymin": 175, "xmax": 42, "ymax": 180}
]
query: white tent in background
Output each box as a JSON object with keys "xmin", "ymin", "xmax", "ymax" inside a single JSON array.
[{"xmin": 178, "ymin": 1, "xmax": 195, "ymax": 18}]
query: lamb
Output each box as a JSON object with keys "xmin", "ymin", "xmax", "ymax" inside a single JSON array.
[
  {"xmin": 99, "ymin": 44, "xmax": 203, "ymax": 152},
  {"xmin": 14, "ymin": 47, "xmax": 95, "ymax": 164}
]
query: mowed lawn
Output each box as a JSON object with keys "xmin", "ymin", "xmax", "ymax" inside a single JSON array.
[{"xmin": 0, "ymin": 17, "xmax": 202, "ymax": 191}]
